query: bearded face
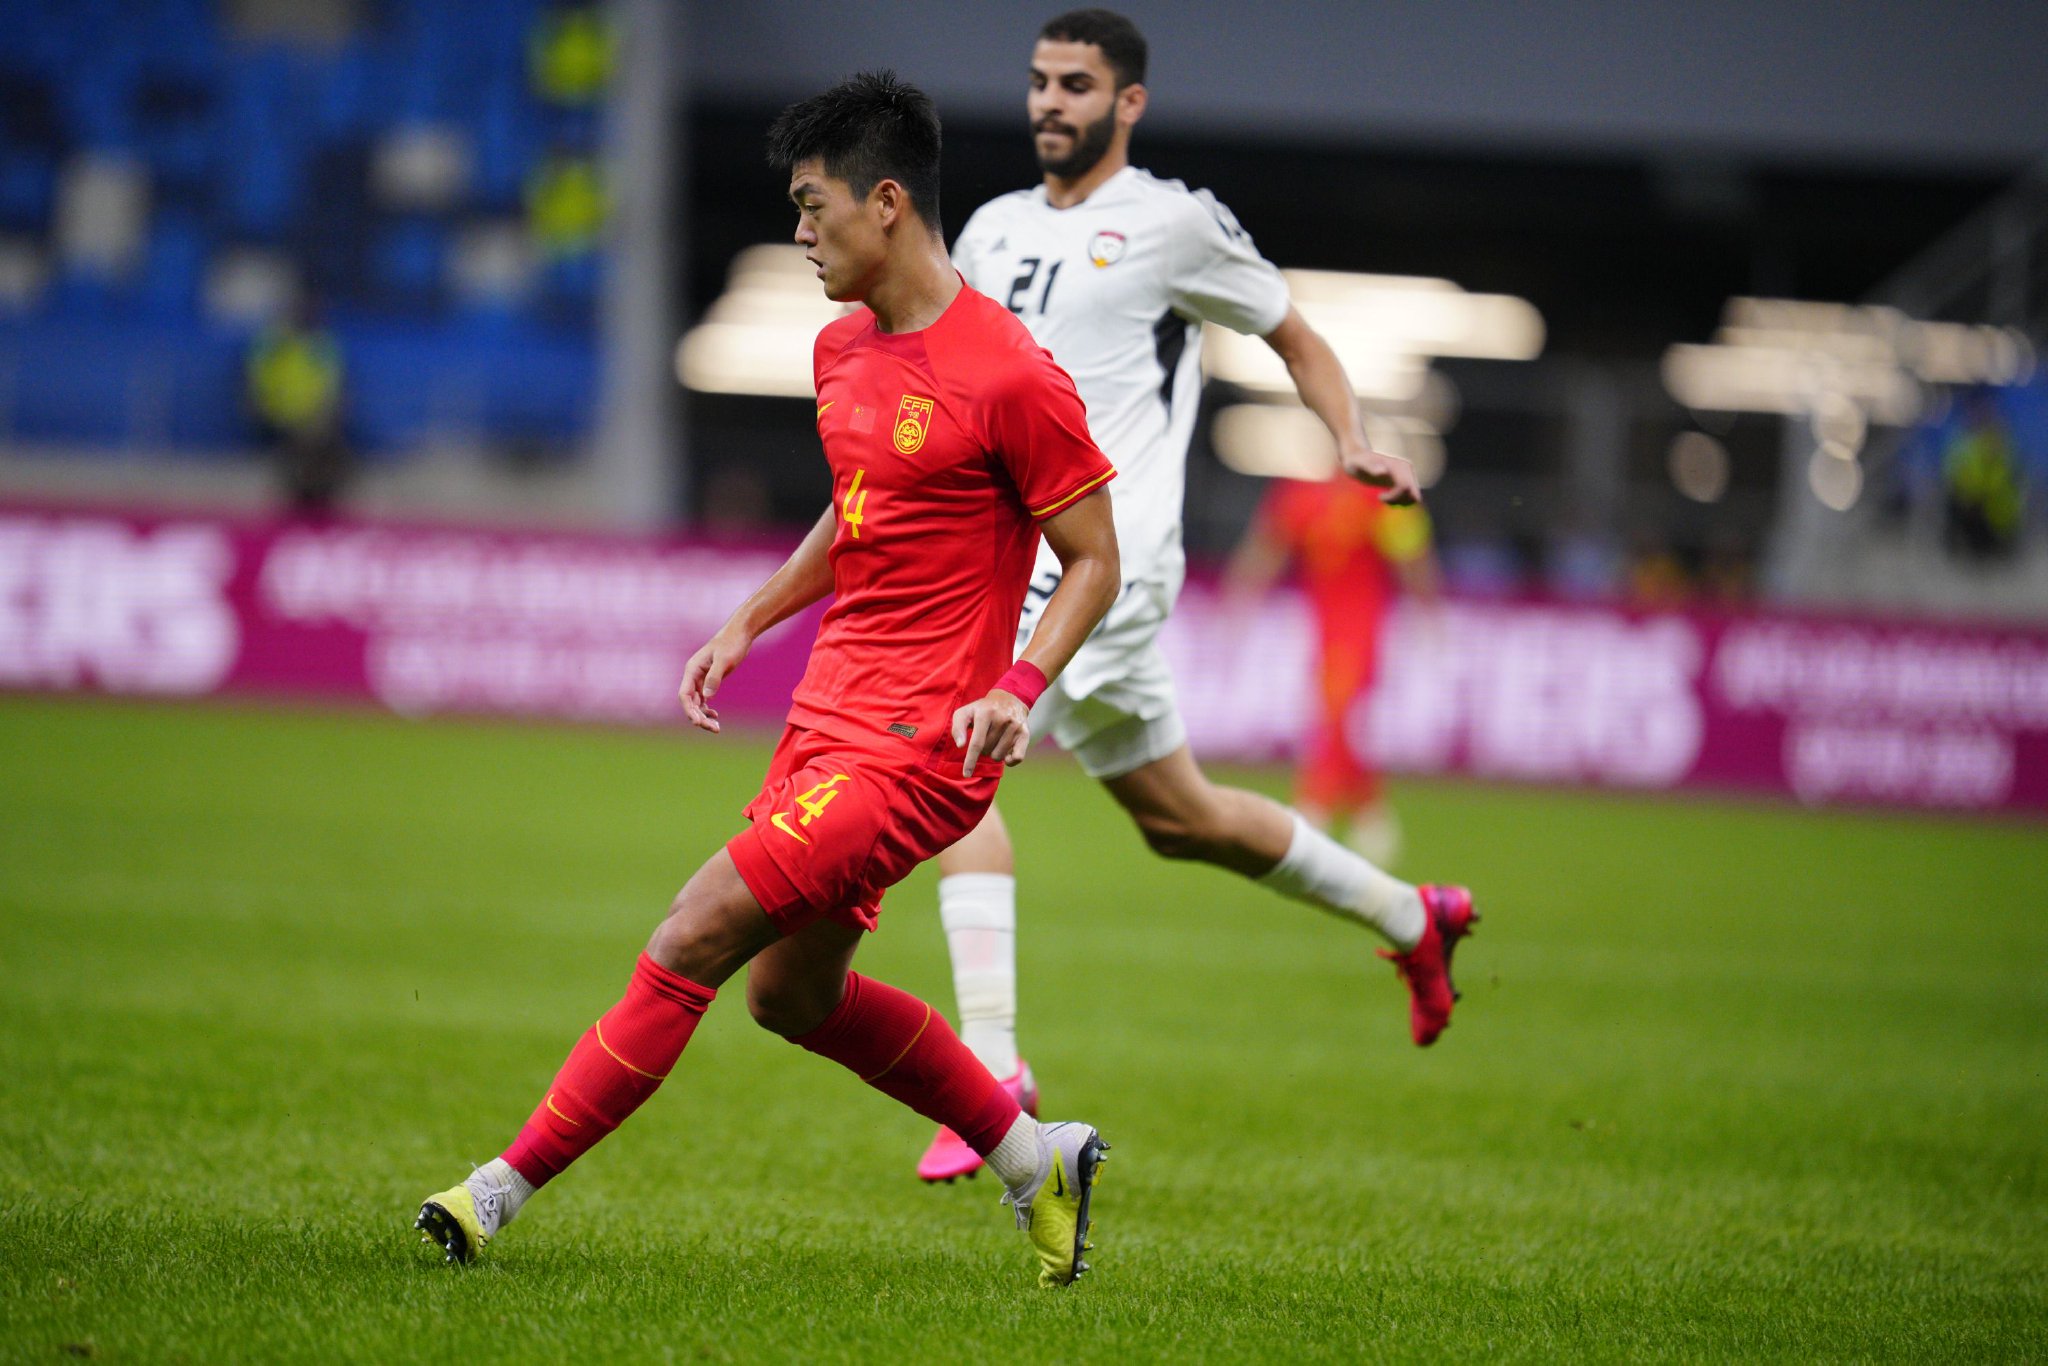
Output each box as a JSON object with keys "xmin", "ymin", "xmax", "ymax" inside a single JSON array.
[{"xmin": 1034, "ymin": 104, "xmax": 1117, "ymax": 180}]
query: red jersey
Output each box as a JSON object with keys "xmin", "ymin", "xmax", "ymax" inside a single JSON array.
[
  {"xmin": 1263, "ymin": 477, "xmax": 1430, "ymax": 630},
  {"xmin": 787, "ymin": 283, "xmax": 1116, "ymax": 748}
]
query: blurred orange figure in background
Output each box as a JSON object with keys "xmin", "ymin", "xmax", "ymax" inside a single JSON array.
[{"xmin": 1228, "ymin": 473, "xmax": 1439, "ymax": 866}]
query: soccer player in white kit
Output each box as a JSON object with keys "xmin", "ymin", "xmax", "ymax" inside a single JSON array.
[{"xmin": 917, "ymin": 9, "xmax": 1479, "ymax": 1182}]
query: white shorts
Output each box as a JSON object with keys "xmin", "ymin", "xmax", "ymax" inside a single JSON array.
[{"xmin": 1016, "ymin": 559, "xmax": 1187, "ymax": 781}]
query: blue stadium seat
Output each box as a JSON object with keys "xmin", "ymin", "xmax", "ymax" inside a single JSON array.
[
  {"xmin": 136, "ymin": 211, "xmax": 207, "ymax": 318},
  {"xmin": 372, "ymin": 217, "xmax": 447, "ymax": 306},
  {"xmin": 315, "ymin": 41, "xmax": 382, "ymax": 140},
  {"xmin": 0, "ymin": 0, "xmax": 603, "ymax": 455},
  {"xmin": 0, "ymin": 150, "xmax": 55, "ymax": 233},
  {"xmin": 135, "ymin": 74, "xmax": 216, "ymax": 199},
  {"xmin": 64, "ymin": 62, "xmax": 139, "ymax": 152},
  {"xmin": 45, "ymin": 268, "xmax": 121, "ymax": 319},
  {"xmin": 473, "ymin": 83, "xmax": 536, "ymax": 210}
]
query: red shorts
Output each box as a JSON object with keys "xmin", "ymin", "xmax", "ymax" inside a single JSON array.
[{"xmin": 726, "ymin": 724, "xmax": 1001, "ymax": 935}]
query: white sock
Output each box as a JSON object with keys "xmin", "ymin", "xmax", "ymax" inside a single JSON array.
[
  {"xmin": 478, "ymin": 1157, "xmax": 537, "ymax": 1225},
  {"xmin": 984, "ymin": 1111, "xmax": 1043, "ymax": 1191},
  {"xmin": 940, "ymin": 872, "xmax": 1019, "ymax": 1077},
  {"xmin": 1258, "ymin": 811, "xmax": 1426, "ymax": 951}
]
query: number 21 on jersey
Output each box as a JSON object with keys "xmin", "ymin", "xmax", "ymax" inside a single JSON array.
[{"xmin": 1006, "ymin": 257, "xmax": 1062, "ymax": 316}]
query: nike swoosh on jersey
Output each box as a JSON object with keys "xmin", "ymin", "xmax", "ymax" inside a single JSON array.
[
  {"xmin": 771, "ymin": 812, "xmax": 811, "ymax": 844},
  {"xmin": 816, "ymin": 401, "xmax": 834, "ymax": 418}
]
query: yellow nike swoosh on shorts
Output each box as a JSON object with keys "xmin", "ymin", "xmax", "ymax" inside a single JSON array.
[{"xmin": 771, "ymin": 812, "xmax": 811, "ymax": 844}]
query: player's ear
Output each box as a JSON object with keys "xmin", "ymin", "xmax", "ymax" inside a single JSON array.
[
  {"xmin": 1117, "ymin": 81, "xmax": 1147, "ymax": 130},
  {"xmin": 871, "ymin": 177, "xmax": 906, "ymax": 230}
]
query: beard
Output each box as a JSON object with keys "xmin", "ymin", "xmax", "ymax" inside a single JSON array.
[{"xmin": 1035, "ymin": 107, "xmax": 1116, "ymax": 180}]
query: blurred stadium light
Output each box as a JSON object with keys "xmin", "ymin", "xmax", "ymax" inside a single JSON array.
[
  {"xmin": 675, "ymin": 251, "xmax": 1541, "ymax": 404},
  {"xmin": 1203, "ymin": 269, "xmax": 1545, "ymax": 395},
  {"xmin": 1662, "ymin": 298, "xmax": 2033, "ymax": 426},
  {"xmin": 673, "ymin": 246, "xmax": 854, "ymax": 397},
  {"xmin": 676, "ymin": 250, "xmax": 1521, "ymax": 501},
  {"xmin": 1667, "ymin": 431, "xmax": 1731, "ymax": 504},
  {"xmin": 1202, "ymin": 270, "xmax": 1539, "ymax": 492},
  {"xmin": 1210, "ymin": 404, "xmax": 1447, "ymax": 488}
]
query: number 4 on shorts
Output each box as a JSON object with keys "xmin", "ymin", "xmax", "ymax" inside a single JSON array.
[
  {"xmin": 796, "ymin": 774, "xmax": 850, "ymax": 824},
  {"xmin": 772, "ymin": 773, "xmax": 850, "ymax": 845}
]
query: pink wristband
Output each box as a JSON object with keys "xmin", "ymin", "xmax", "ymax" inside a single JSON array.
[{"xmin": 993, "ymin": 660, "xmax": 1048, "ymax": 708}]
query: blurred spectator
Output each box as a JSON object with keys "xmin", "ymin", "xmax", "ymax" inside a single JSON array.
[
  {"xmin": 529, "ymin": 3, "xmax": 616, "ymax": 107},
  {"xmin": 246, "ymin": 297, "xmax": 351, "ymax": 515},
  {"xmin": 1226, "ymin": 474, "xmax": 1439, "ymax": 867},
  {"xmin": 1439, "ymin": 530, "xmax": 1524, "ymax": 598},
  {"xmin": 1625, "ymin": 529, "xmax": 1689, "ymax": 608},
  {"xmin": 526, "ymin": 146, "xmax": 608, "ymax": 259},
  {"xmin": 1546, "ymin": 521, "xmax": 1625, "ymax": 601},
  {"xmin": 1698, "ymin": 526, "xmax": 1754, "ymax": 605},
  {"xmin": 1941, "ymin": 386, "xmax": 2026, "ymax": 560},
  {"xmin": 525, "ymin": 142, "xmax": 606, "ymax": 323}
]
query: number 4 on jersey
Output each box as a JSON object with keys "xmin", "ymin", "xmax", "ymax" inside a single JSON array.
[{"xmin": 842, "ymin": 468, "xmax": 868, "ymax": 538}]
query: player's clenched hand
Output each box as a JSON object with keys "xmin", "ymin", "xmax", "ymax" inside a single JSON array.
[
  {"xmin": 678, "ymin": 626, "xmax": 754, "ymax": 734},
  {"xmin": 1340, "ymin": 445, "xmax": 1421, "ymax": 506},
  {"xmin": 951, "ymin": 689, "xmax": 1031, "ymax": 777}
]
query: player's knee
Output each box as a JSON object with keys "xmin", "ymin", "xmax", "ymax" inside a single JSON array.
[
  {"xmin": 745, "ymin": 975, "xmax": 837, "ymax": 1038},
  {"xmin": 1133, "ymin": 807, "xmax": 1207, "ymax": 861},
  {"xmin": 646, "ymin": 889, "xmax": 736, "ymax": 982},
  {"xmin": 645, "ymin": 902, "xmax": 706, "ymax": 978}
]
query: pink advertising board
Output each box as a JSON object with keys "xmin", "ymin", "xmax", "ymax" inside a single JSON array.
[{"xmin": 5, "ymin": 498, "xmax": 2046, "ymax": 816}]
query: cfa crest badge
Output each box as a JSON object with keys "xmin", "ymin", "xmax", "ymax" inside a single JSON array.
[
  {"xmin": 1088, "ymin": 230, "xmax": 1127, "ymax": 267},
  {"xmin": 894, "ymin": 394, "xmax": 934, "ymax": 453}
]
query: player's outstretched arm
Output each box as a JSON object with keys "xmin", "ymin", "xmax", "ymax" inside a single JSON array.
[
  {"xmin": 1221, "ymin": 500, "xmax": 1290, "ymax": 609},
  {"xmin": 678, "ymin": 506, "xmax": 836, "ymax": 733},
  {"xmin": 951, "ymin": 487, "xmax": 1119, "ymax": 776},
  {"xmin": 1263, "ymin": 306, "xmax": 1421, "ymax": 506}
]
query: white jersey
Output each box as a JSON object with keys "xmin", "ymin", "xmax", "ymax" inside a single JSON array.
[{"xmin": 953, "ymin": 166, "xmax": 1290, "ymax": 587}]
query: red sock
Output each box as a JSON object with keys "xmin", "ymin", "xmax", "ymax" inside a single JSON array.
[
  {"xmin": 791, "ymin": 972, "xmax": 1021, "ymax": 1156},
  {"xmin": 501, "ymin": 953, "xmax": 716, "ymax": 1187}
]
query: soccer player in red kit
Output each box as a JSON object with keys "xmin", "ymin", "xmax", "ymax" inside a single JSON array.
[
  {"xmin": 414, "ymin": 71, "xmax": 1123, "ymax": 1289},
  {"xmin": 1228, "ymin": 475, "xmax": 1440, "ymax": 866}
]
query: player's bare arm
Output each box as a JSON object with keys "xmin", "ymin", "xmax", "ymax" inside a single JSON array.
[
  {"xmin": 1220, "ymin": 506, "xmax": 1288, "ymax": 607},
  {"xmin": 1262, "ymin": 306, "xmax": 1421, "ymax": 506},
  {"xmin": 1398, "ymin": 543, "xmax": 1446, "ymax": 608},
  {"xmin": 952, "ymin": 486, "xmax": 1120, "ymax": 775},
  {"xmin": 679, "ymin": 506, "xmax": 836, "ymax": 733}
]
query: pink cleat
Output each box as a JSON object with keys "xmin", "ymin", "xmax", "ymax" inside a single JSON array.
[
  {"xmin": 1377, "ymin": 885, "xmax": 1479, "ymax": 1047},
  {"xmin": 918, "ymin": 1061, "xmax": 1039, "ymax": 1183}
]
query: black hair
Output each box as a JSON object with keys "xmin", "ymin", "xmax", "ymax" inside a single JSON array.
[
  {"xmin": 1039, "ymin": 8, "xmax": 1148, "ymax": 89},
  {"xmin": 765, "ymin": 70, "xmax": 943, "ymax": 230}
]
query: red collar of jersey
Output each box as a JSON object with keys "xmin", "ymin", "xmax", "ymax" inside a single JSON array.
[{"xmin": 854, "ymin": 273, "xmax": 972, "ymax": 358}]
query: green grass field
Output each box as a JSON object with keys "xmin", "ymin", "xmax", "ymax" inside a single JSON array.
[{"xmin": 3, "ymin": 696, "xmax": 2045, "ymax": 1362}]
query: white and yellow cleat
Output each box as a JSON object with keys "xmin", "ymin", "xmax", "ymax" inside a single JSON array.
[
  {"xmin": 415, "ymin": 1169, "xmax": 510, "ymax": 1265},
  {"xmin": 1001, "ymin": 1121, "xmax": 1109, "ymax": 1288}
]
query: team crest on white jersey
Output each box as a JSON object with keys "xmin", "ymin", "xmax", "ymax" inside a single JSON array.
[{"xmin": 1088, "ymin": 231, "xmax": 1127, "ymax": 267}]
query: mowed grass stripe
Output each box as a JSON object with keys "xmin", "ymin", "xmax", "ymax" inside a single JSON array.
[{"xmin": 2, "ymin": 696, "xmax": 2044, "ymax": 1361}]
